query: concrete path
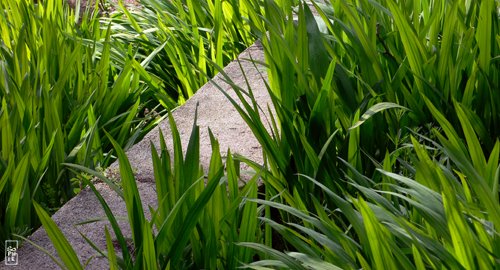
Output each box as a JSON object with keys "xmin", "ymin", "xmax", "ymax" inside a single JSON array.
[{"xmin": 3, "ymin": 42, "xmax": 270, "ymax": 269}]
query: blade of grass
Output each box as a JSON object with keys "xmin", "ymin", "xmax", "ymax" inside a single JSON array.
[{"xmin": 33, "ymin": 201, "xmax": 83, "ymax": 270}]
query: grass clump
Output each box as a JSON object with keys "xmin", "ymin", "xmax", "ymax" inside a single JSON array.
[
  {"xmin": 219, "ymin": 0, "xmax": 500, "ymax": 268},
  {"xmin": 6, "ymin": 0, "xmax": 499, "ymax": 269},
  {"xmin": 103, "ymin": 0, "xmax": 256, "ymax": 104},
  {"xmin": 1, "ymin": 0, "xmax": 256, "ymax": 252},
  {"xmin": 40, "ymin": 111, "xmax": 262, "ymax": 269},
  {"xmin": 1, "ymin": 0, "xmax": 163, "ymax": 250}
]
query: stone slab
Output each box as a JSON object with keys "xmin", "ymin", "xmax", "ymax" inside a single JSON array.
[{"xmin": 110, "ymin": 41, "xmax": 269, "ymax": 183}]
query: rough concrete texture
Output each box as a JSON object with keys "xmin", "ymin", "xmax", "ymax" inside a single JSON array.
[
  {"xmin": 109, "ymin": 41, "xmax": 270, "ymax": 182},
  {"xmin": 2, "ymin": 182, "xmax": 157, "ymax": 270},
  {"xmin": 5, "ymin": 42, "xmax": 270, "ymax": 269}
]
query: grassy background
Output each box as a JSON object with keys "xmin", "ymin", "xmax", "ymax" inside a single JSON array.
[
  {"xmin": 0, "ymin": 0, "xmax": 254, "ymax": 254},
  {"xmin": 0, "ymin": 0, "xmax": 162, "ymax": 248},
  {"xmin": 225, "ymin": 0, "xmax": 499, "ymax": 268},
  {"xmin": 1, "ymin": 0, "xmax": 499, "ymax": 268}
]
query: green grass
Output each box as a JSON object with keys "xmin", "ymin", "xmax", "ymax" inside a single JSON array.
[
  {"xmin": 0, "ymin": 0, "xmax": 157, "ymax": 248},
  {"xmin": 38, "ymin": 109, "xmax": 263, "ymax": 269},
  {"xmin": 0, "ymin": 0, "xmax": 256, "ymax": 252},
  {"xmin": 216, "ymin": 0, "xmax": 499, "ymax": 268},
  {"xmin": 103, "ymin": 0, "xmax": 256, "ymax": 104},
  {"xmin": 3, "ymin": 0, "xmax": 499, "ymax": 268}
]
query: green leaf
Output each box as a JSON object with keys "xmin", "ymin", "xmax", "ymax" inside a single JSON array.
[
  {"xmin": 287, "ymin": 252, "xmax": 344, "ymax": 270},
  {"xmin": 33, "ymin": 201, "xmax": 83, "ymax": 270},
  {"xmin": 238, "ymin": 179, "xmax": 259, "ymax": 263},
  {"xmin": 105, "ymin": 131, "xmax": 146, "ymax": 255},
  {"xmin": 238, "ymin": 242, "xmax": 307, "ymax": 270},
  {"xmin": 350, "ymin": 102, "xmax": 408, "ymax": 130},
  {"xmin": 386, "ymin": 0, "xmax": 426, "ymax": 91},
  {"xmin": 63, "ymin": 163, "xmax": 123, "ymax": 198},
  {"xmin": 353, "ymin": 197, "xmax": 398, "ymax": 270},
  {"xmin": 81, "ymin": 177, "xmax": 133, "ymax": 267},
  {"xmin": 475, "ymin": 0, "xmax": 493, "ymax": 73},
  {"xmin": 142, "ymin": 222, "xmax": 158, "ymax": 270},
  {"xmin": 6, "ymin": 154, "xmax": 30, "ymax": 228},
  {"xmin": 454, "ymin": 102, "xmax": 487, "ymax": 175},
  {"xmin": 105, "ymin": 227, "xmax": 119, "ymax": 270},
  {"xmin": 167, "ymin": 149, "xmax": 224, "ymax": 266}
]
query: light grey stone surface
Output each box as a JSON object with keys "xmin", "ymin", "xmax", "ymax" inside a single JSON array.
[
  {"xmin": 2, "ymin": 182, "xmax": 157, "ymax": 270},
  {"xmin": 111, "ymin": 41, "xmax": 269, "ymax": 182},
  {"xmin": 5, "ymin": 42, "xmax": 270, "ymax": 269}
]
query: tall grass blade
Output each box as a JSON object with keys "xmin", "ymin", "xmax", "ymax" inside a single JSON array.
[{"xmin": 33, "ymin": 201, "xmax": 83, "ymax": 270}]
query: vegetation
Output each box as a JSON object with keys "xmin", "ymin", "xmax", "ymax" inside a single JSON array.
[
  {"xmin": 42, "ymin": 114, "xmax": 262, "ymax": 269},
  {"xmin": 1, "ymin": 0, "xmax": 499, "ymax": 269},
  {"xmin": 229, "ymin": 0, "xmax": 499, "ymax": 268},
  {"xmin": 0, "ymin": 0, "xmax": 253, "ymax": 254},
  {"xmin": 105, "ymin": 0, "xmax": 255, "ymax": 103},
  {"xmin": 0, "ymin": 0, "xmax": 160, "ymax": 249}
]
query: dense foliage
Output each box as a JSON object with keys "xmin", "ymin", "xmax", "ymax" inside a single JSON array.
[
  {"xmin": 0, "ymin": 0, "xmax": 160, "ymax": 249},
  {"xmin": 0, "ymin": 0, "xmax": 253, "ymax": 254},
  {"xmin": 222, "ymin": 0, "xmax": 500, "ymax": 268},
  {"xmin": 1, "ymin": 0, "xmax": 499, "ymax": 269}
]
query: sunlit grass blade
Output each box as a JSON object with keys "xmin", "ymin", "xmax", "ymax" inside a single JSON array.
[
  {"xmin": 350, "ymin": 102, "xmax": 408, "ymax": 130},
  {"xmin": 33, "ymin": 201, "xmax": 83, "ymax": 270},
  {"xmin": 105, "ymin": 131, "xmax": 146, "ymax": 253},
  {"xmin": 80, "ymin": 177, "xmax": 133, "ymax": 267},
  {"xmin": 105, "ymin": 226, "xmax": 119, "ymax": 270},
  {"xmin": 454, "ymin": 101, "xmax": 487, "ymax": 175},
  {"xmin": 167, "ymin": 140, "xmax": 225, "ymax": 266},
  {"xmin": 386, "ymin": 0, "xmax": 426, "ymax": 92},
  {"xmin": 239, "ymin": 241, "xmax": 308, "ymax": 270}
]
